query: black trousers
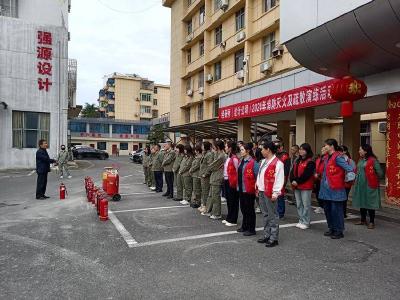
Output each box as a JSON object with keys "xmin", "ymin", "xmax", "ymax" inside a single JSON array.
[
  {"xmin": 360, "ymin": 208, "xmax": 376, "ymax": 223},
  {"xmin": 239, "ymin": 192, "xmax": 256, "ymax": 233},
  {"xmin": 154, "ymin": 171, "xmax": 163, "ymax": 192},
  {"xmin": 36, "ymin": 172, "xmax": 48, "ymax": 198},
  {"xmin": 344, "ymin": 188, "xmax": 351, "ymax": 217},
  {"xmin": 164, "ymin": 171, "xmax": 174, "ymax": 197},
  {"xmin": 224, "ymin": 180, "xmax": 239, "ymax": 224}
]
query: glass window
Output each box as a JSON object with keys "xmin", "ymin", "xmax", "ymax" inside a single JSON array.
[
  {"xmin": 153, "ymin": 98, "xmax": 158, "ymax": 106},
  {"xmin": 186, "ymin": 77, "xmax": 192, "ymax": 90},
  {"xmin": 140, "ymin": 106, "xmax": 151, "ymax": 114},
  {"xmin": 89, "ymin": 123, "xmax": 109, "ymax": 134},
  {"xmin": 214, "ymin": 61, "xmax": 221, "ymax": 81},
  {"xmin": 140, "ymin": 93, "xmax": 152, "ymax": 102},
  {"xmin": 107, "ymin": 104, "xmax": 115, "ymax": 112},
  {"xmin": 199, "ymin": 6, "xmax": 205, "ymax": 25},
  {"xmin": 187, "ymin": 20, "xmax": 192, "ymax": 35},
  {"xmin": 198, "ymin": 71, "xmax": 204, "ymax": 88},
  {"xmin": 185, "ymin": 108, "xmax": 190, "ymax": 123},
  {"xmin": 154, "ymin": 87, "xmax": 158, "ymax": 94},
  {"xmin": 97, "ymin": 142, "xmax": 106, "ymax": 150},
  {"xmin": 133, "ymin": 125, "xmax": 150, "ymax": 134},
  {"xmin": 197, "ymin": 103, "xmax": 203, "ymax": 121},
  {"xmin": 12, "ymin": 111, "xmax": 50, "ymax": 148},
  {"xmin": 152, "ymin": 110, "xmax": 159, "ymax": 118},
  {"xmin": 262, "ymin": 32, "xmax": 276, "ymax": 60},
  {"xmin": 187, "ymin": 48, "xmax": 192, "ymax": 64},
  {"xmin": 112, "ymin": 124, "xmax": 131, "ymax": 134},
  {"xmin": 120, "ymin": 143, "xmax": 128, "ymax": 150},
  {"xmin": 235, "ymin": 8, "xmax": 245, "ymax": 31},
  {"xmin": 264, "ymin": 0, "xmax": 277, "ymax": 12},
  {"xmin": 213, "ymin": 99, "xmax": 219, "ymax": 118},
  {"xmin": 68, "ymin": 122, "xmax": 86, "ymax": 132},
  {"xmin": 215, "ymin": 25, "xmax": 222, "ymax": 45},
  {"xmin": 235, "ymin": 49, "xmax": 245, "ymax": 72},
  {"xmin": 199, "ymin": 39, "xmax": 204, "ymax": 56},
  {"xmin": 214, "ymin": 0, "xmax": 222, "ymax": 11}
]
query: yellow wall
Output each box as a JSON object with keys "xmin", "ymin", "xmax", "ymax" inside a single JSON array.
[{"xmin": 115, "ymin": 78, "xmax": 141, "ymax": 121}]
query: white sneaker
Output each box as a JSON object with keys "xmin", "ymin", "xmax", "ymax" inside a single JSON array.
[
  {"xmin": 201, "ymin": 212, "xmax": 210, "ymax": 216},
  {"xmin": 295, "ymin": 222, "xmax": 302, "ymax": 228},
  {"xmin": 222, "ymin": 220, "xmax": 227, "ymax": 224},
  {"xmin": 59, "ymin": 176, "xmax": 63, "ymax": 179},
  {"xmin": 180, "ymin": 200, "xmax": 190, "ymax": 205},
  {"xmin": 221, "ymin": 197, "xmax": 227, "ymax": 203},
  {"xmin": 150, "ymin": 187, "xmax": 156, "ymax": 191},
  {"xmin": 225, "ymin": 221, "xmax": 237, "ymax": 227},
  {"xmin": 314, "ymin": 207, "xmax": 324, "ymax": 214},
  {"xmin": 298, "ymin": 223, "xmax": 309, "ymax": 230},
  {"xmin": 255, "ymin": 207, "xmax": 261, "ymax": 214},
  {"xmin": 210, "ymin": 215, "xmax": 222, "ymax": 220},
  {"xmin": 67, "ymin": 175, "xmax": 72, "ymax": 179}
]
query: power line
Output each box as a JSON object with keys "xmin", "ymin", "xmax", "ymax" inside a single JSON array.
[{"xmin": 96, "ymin": 0, "xmax": 160, "ymax": 14}]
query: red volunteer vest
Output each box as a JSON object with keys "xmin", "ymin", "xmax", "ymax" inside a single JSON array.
[
  {"xmin": 294, "ymin": 158, "xmax": 314, "ymax": 190},
  {"xmin": 325, "ymin": 152, "xmax": 345, "ymax": 190},
  {"xmin": 315, "ymin": 156, "xmax": 325, "ymax": 177},
  {"xmin": 243, "ymin": 158, "xmax": 256, "ymax": 194},
  {"xmin": 227, "ymin": 155, "xmax": 238, "ymax": 189},
  {"xmin": 263, "ymin": 157, "xmax": 280, "ymax": 198},
  {"xmin": 364, "ymin": 157, "xmax": 379, "ymax": 189}
]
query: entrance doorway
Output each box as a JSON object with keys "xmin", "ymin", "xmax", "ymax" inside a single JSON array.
[{"xmin": 112, "ymin": 144, "xmax": 117, "ymax": 155}]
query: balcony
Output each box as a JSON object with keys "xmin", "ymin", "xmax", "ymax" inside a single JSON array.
[
  {"xmin": 182, "ymin": 0, "xmax": 204, "ymax": 22},
  {"xmin": 248, "ymin": 5, "xmax": 280, "ymax": 41},
  {"xmin": 108, "ymin": 99, "xmax": 115, "ymax": 105},
  {"xmin": 182, "ymin": 21, "xmax": 206, "ymax": 50},
  {"xmin": 206, "ymin": 74, "xmax": 244, "ymax": 100},
  {"xmin": 207, "ymin": 29, "xmax": 245, "ymax": 65},
  {"xmin": 184, "ymin": 55, "xmax": 205, "ymax": 78},
  {"xmin": 162, "ymin": 0, "xmax": 174, "ymax": 7}
]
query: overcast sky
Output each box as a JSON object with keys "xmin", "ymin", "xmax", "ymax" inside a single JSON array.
[{"xmin": 69, "ymin": 0, "xmax": 171, "ymax": 106}]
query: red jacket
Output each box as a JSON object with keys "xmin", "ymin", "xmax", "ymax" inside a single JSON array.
[
  {"xmin": 227, "ymin": 155, "xmax": 239, "ymax": 189},
  {"xmin": 243, "ymin": 158, "xmax": 256, "ymax": 194},
  {"xmin": 293, "ymin": 158, "xmax": 314, "ymax": 190},
  {"xmin": 364, "ymin": 157, "xmax": 379, "ymax": 189},
  {"xmin": 325, "ymin": 152, "xmax": 345, "ymax": 190},
  {"xmin": 264, "ymin": 157, "xmax": 280, "ymax": 198}
]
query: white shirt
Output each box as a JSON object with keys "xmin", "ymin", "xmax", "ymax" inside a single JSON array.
[{"xmin": 256, "ymin": 155, "xmax": 285, "ymax": 197}]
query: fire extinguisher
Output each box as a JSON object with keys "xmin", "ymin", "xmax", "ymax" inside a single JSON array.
[
  {"xmin": 60, "ymin": 183, "xmax": 67, "ymax": 200},
  {"xmin": 99, "ymin": 198, "xmax": 108, "ymax": 221}
]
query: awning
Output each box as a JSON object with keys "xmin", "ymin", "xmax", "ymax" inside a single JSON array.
[{"xmin": 164, "ymin": 118, "xmax": 276, "ymax": 140}]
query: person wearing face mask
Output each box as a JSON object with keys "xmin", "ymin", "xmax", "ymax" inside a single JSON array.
[{"xmin": 57, "ymin": 144, "xmax": 72, "ymax": 179}]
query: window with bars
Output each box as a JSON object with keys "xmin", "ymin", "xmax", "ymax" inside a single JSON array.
[
  {"xmin": 215, "ymin": 25, "xmax": 222, "ymax": 46},
  {"xmin": 199, "ymin": 6, "xmax": 205, "ymax": 25},
  {"xmin": 0, "ymin": 0, "xmax": 18, "ymax": 18},
  {"xmin": 187, "ymin": 20, "xmax": 192, "ymax": 35},
  {"xmin": 153, "ymin": 98, "xmax": 158, "ymax": 106},
  {"xmin": 214, "ymin": 61, "xmax": 222, "ymax": 81},
  {"xmin": 198, "ymin": 71, "xmax": 205, "ymax": 88},
  {"xmin": 197, "ymin": 103, "xmax": 204, "ymax": 121},
  {"xmin": 140, "ymin": 93, "xmax": 152, "ymax": 102},
  {"xmin": 140, "ymin": 106, "xmax": 151, "ymax": 114},
  {"xmin": 213, "ymin": 99, "xmax": 219, "ymax": 118},
  {"xmin": 235, "ymin": 8, "xmax": 245, "ymax": 32},
  {"xmin": 262, "ymin": 32, "xmax": 276, "ymax": 60},
  {"xmin": 12, "ymin": 111, "xmax": 50, "ymax": 148},
  {"xmin": 235, "ymin": 48, "xmax": 245, "ymax": 72},
  {"xmin": 199, "ymin": 39, "xmax": 204, "ymax": 56},
  {"xmin": 263, "ymin": 0, "xmax": 277, "ymax": 12},
  {"xmin": 187, "ymin": 48, "xmax": 192, "ymax": 64}
]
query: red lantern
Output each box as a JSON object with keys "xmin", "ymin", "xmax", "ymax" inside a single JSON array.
[{"xmin": 330, "ymin": 76, "xmax": 367, "ymax": 117}]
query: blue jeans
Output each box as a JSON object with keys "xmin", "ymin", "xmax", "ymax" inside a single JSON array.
[
  {"xmin": 294, "ymin": 189, "xmax": 312, "ymax": 225},
  {"xmin": 324, "ymin": 200, "xmax": 345, "ymax": 235},
  {"xmin": 277, "ymin": 195, "xmax": 285, "ymax": 218}
]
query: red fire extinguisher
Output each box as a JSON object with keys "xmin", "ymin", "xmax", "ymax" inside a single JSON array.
[
  {"xmin": 99, "ymin": 198, "xmax": 108, "ymax": 221},
  {"xmin": 60, "ymin": 183, "xmax": 67, "ymax": 200}
]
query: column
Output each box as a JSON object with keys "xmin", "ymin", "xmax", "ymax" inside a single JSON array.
[
  {"xmin": 109, "ymin": 124, "xmax": 113, "ymax": 138},
  {"xmin": 296, "ymin": 108, "xmax": 315, "ymax": 151},
  {"xmin": 237, "ymin": 118, "xmax": 251, "ymax": 142},
  {"xmin": 277, "ymin": 120, "xmax": 290, "ymax": 152},
  {"xmin": 343, "ymin": 112, "xmax": 360, "ymax": 160}
]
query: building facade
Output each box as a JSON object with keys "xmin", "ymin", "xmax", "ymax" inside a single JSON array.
[
  {"xmin": 0, "ymin": 0, "xmax": 70, "ymax": 169},
  {"xmin": 98, "ymin": 73, "xmax": 170, "ymax": 121}
]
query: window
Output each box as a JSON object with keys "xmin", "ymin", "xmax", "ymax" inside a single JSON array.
[
  {"xmin": 186, "ymin": 77, "xmax": 192, "ymax": 91},
  {"xmin": 140, "ymin": 93, "xmax": 152, "ymax": 102},
  {"xmin": 120, "ymin": 143, "xmax": 128, "ymax": 150},
  {"xmin": 197, "ymin": 103, "xmax": 203, "ymax": 121},
  {"xmin": 12, "ymin": 111, "xmax": 50, "ymax": 148},
  {"xmin": 68, "ymin": 122, "xmax": 86, "ymax": 133},
  {"xmin": 0, "ymin": 0, "xmax": 18, "ymax": 18},
  {"xmin": 262, "ymin": 32, "xmax": 276, "ymax": 60},
  {"xmin": 214, "ymin": 61, "xmax": 222, "ymax": 81},
  {"xmin": 199, "ymin": 39, "xmax": 204, "ymax": 56},
  {"xmin": 187, "ymin": 20, "xmax": 192, "ymax": 35},
  {"xmin": 152, "ymin": 110, "xmax": 159, "ymax": 118},
  {"xmin": 199, "ymin": 6, "xmax": 205, "ymax": 25},
  {"xmin": 140, "ymin": 106, "xmax": 151, "ymax": 114},
  {"xmin": 154, "ymin": 87, "xmax": 158, "ymax": 94},
  {"xmin": 89, "ymin": 123, "xmax": 109, "ymax": 134},
  {"xmin": 264, "ymin": 0, "xmax": 277, "ymax": 12},
  {"xmin": 107, "ymin": 104, "xmax": 114, "ymax": 112},
  {"xmin": 360, "ymin": 122, "xmax": 371, "ymax": 145},
  {"xmin": 214, "ymin": 0, "xmax": 222, "ymax": 11},
  {"xmin": 235, "ymin": 8, "xmax": 245, "ymax": 31},
  {"xmin": 97, "ymin": 142, "xmax": 106, "ymax": 150},
  {"xmin": 235, "ymin": 48, "xmax": 245, "ymax": 72},
  {"xmin": 133, "ymin": 125, "xmax": 150, "ymax": 134},
  {"xmin": 112, "ymin": 124, "xmax": 131, "ymax": 134},
  {"xmin": 153, "ymin": 98, "xmax": 158, "ymax": 106},
  {"xmin": 187, "ymin": 0, "xmax": 192, "ymax": 7},
  {"xmin": 213, "ymin": 99, "xmax": 219, "ymax": 118},
  {"xmin": 215, "ymin": 25, "xmax": 222, "ymax": 45},
  {"xmin": 185, "ymin": 108, "xmax": 190, "ymax": 123},
  {"xmin": 198, "ymin": 70, "xmax": 204, "ymax": 88},
  {"xmin": 187, "ymin": 48, "xmax": 192, "ymax": 64}
]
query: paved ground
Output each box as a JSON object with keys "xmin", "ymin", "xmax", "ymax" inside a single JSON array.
[{"xmin": 1, "ymin": 157, "xmax": 400, "ymax": 299}]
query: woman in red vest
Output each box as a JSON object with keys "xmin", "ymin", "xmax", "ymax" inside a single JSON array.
[
  {"xmin": 223, "ymin": 141, "xmax": 240, "ymax": 226},
  {"xmin": 256, "ymin": 141, "xmax": 285, "ymax": 247},
  {"xmin": 290, "ymin": 143, "xmax": 315, "ymax": 229},
  {"xmin": 236, "ymin": 143, "xmax": 260, "ymax": 235},
  {"xmin": 352, "ymin": 144, "xmax": 383, "ymax": 229}
]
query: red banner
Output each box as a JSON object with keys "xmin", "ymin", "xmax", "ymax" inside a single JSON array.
[
  {"xmin": 218, "ymin": 79, "xmax": 338, "ymax": 122},
  {"xmin": 386, "ymin": 93, "xmax": 400, "ymax": 206}
]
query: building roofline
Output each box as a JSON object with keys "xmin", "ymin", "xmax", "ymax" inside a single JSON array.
[{"xmin": 69, "ymin": 117, "xmax": 151, "ymax": 126}]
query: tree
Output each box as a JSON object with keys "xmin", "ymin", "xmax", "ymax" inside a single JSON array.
[
  {"xmin": 147, "ymin": 124, "xmax": 165, "ymax": 144},
  {"xmin": 80, "ymin": 102, "xmax": 100, "ymax": 118}
]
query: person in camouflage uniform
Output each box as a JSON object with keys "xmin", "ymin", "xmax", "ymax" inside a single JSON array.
[
  {"xmin": 179, "ymin": 144, "xmax": 194, "ymax": 205},
  {"xmin": 161, "ymin": 142, "xmax": 176, "ymax": 199},
  {"xmin": 57, "ymin": 145, "xmax": 71, "ymax": 179},
  {"xmin": 172, "ymin": 144, "xmax": 185, "ymax": 201},
  {"xmin": 152, "ymin": 144, "xmax": 164, "ymax": 193},
  {"xmin": 142, "ymin": 146, "xmax": 151, "ymax": 185},
  {"xmin": 199, "ymin": 141, "xmax": 213, "ymax": 213},
  {"xmin": 148, "ymin": 145, "xmax": 156, "ymax": 189},
  {"xmin": 189, "ymin": 144, "xmax": 202, "ymax": 208}
]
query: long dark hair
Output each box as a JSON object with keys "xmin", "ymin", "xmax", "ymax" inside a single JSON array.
[
  {"xmin": 361, "ymin": 144, "xmax": 376, "ymax": 159},
  {"xmin": 243, "ymin": 142, "xmax": 254, "ymax": 158},
  {"xmin": 299, "ymin": 143, "xmax": 313, "ymax": 159},
  {"xmin": 227, "ymin": 141, "xmax": 238, "ymax": 157},
  {"xmin": 340, "ymin": 145, "xmax": 351, "ymax": 159},
  {"xmin": 176, "ymin": 144, "xmax": 184, "ymax": 154},
  {"xmin": 145, "ymin": 145, "xmax": 151, "ymax": 156},
  {"xmin": 324, "ymin": 138, "xmax": 339, "ymax": 151},
  {"xmin": 203, "ymin": 141, "xmax": 211, "ymax": 151},
  {"xmin": 255, "ymin": 148, "xmax": 263, "ymax": 162},
  {"xmin": 214, "ymin": 140, "xmax": 225, "ymax": 151},
  {"xmin": 184, "ymin": 144, "xmax": 193, "ymax": 156},
  {"xmin": 195, "ymin": 144, "xmax": 202, "ymax": 154}
]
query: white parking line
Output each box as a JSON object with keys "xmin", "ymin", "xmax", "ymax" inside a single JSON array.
[
  {"xmin": 111, "ymin": 205, "xmax": 189, "ymax": 214},
  {"xmin": 108, "ymin": 210, "xmax": 138, "ymax": 246}
]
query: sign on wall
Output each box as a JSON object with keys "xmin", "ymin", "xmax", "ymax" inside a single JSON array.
[{"xmin": 37, "ymin": 30, "xmax": 53, "ymax": 92}]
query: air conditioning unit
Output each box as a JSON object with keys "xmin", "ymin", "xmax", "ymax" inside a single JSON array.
[
  {"xmin": 186, "ymin": 32, "xmax": 194, "ymax": 43},
  {"xmin": 236, "ymin": 70, "xmax": 244, "ymax": 80},
  {"xmin": 260, "ymin": 61, "xmax": 272, "ymax": 74},
  {"xmin": 135, "ymin": 97, "xmax": 140, "ymax": 101},
  {"xmin": 199, "ymin": 87, "xmax": 204, "ymax": 95},
  {"xmin": 236, "ymin": 31, "xmax": 246, "ymax": 43},
  {"xmin": 187, "ymin": 89, "xmax": 193, "ymax": 96},
  {"xmin": 272, "ymin": 44, "xmax": 284, "ymax": 58},
  {"xmin": 135, "ymin": 113, "xmax": 139, "ymax": 117},
  {"xmin": 220, "ymin": 0, "xmax": 229, "ymax": 10},
  {"xmin": 206, "ymin": 74, "xmax": 213, "ymax": 83},
  {"xmin": 378, "ymin": 121, "xmax": 387, "ymax": 133}
]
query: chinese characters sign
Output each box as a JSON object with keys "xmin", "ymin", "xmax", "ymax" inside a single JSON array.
[
  {"xmin": 37, "ymin": 31, "xmax": 53, "ymax": 92},
  {"xmin": 79, "ymin": 133, "xmax": 143, "ymax": 139},
  {"xmin": 386, "ymin": 93, "xmax": 400, "ymax": 206},
  {"xmin": 218, "ymin": 79, "xmax": 338, "ymax": 122}
]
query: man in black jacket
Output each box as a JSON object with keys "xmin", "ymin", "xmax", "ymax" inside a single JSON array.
[{"xmin": 36, "ymin": 139, "xmax": 56, "ymax": 200}]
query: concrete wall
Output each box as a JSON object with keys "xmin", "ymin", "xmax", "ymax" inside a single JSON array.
[
  {"xmin": 0, "ymin": 17, "xmax": 68, "ymax": 169},
  {"xmin": 18, "ymin": 0, "xmax": 69, "ymax": 28}
]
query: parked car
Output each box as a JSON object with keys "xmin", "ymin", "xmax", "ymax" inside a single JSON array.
[
  {"xmin": 131, "ymin": 149, "xmax": 144, "ymax": 164},
  {"xmin": 129, "ymin": 148, "xmax": 142, "ymax": 159},
  {"xmin": 72, "ymin": 147, "xmax": 109, "ymax": 160}
]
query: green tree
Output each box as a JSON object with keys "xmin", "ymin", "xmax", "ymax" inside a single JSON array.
[
  {"xmin": 80, "ymin": 103, "xmax": 100, "ymax": 118},
  {"xmin": 147, "ymin": 124, "xmax": 165, "ymax": 144}
]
